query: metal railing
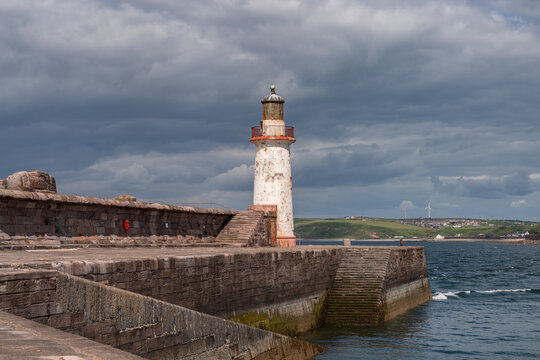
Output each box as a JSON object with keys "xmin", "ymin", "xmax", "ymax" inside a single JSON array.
[{"xmin": 251, "ymin": 126, "xmax": 294, "ymax": 138}]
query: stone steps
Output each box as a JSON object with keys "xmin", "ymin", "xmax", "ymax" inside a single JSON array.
[
  {"xmin": 217, "ymin": 211, "xmax": 264, "ymax": 243},
  {"xmin": 325, "ymin": 248, "xmax": 392, "ymax": 325}
]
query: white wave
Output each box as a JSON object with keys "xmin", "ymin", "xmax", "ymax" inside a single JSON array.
[
  {"xmin": 432, "ymin": 290, "xmax": 471, "ymax": 300},
  {"xmin": 432, "ymin": 292, "xmax": 447, "ymax": 300},
  {"xmin": 475, "ymin": 288, "xmax": 532, "ymax": 294},
  {"xmin": 432, "ymin": 288, "xmax": 534, "ymax": 300}
]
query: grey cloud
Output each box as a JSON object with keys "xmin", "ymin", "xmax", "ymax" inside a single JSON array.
[
  {"xmin": 293, "ymin": 142, "xmax": 417, "ymax": 188},
  {"xmin": 203, "ymin": 164, "xmax": 254, "ymax": 192},
  {"xmin": 57, "ymin": 148, "xmax": 252, "ymax": 201},
  {"xmin": 1, "ymin": 0, "xmax": 540, "ymax": 219}
]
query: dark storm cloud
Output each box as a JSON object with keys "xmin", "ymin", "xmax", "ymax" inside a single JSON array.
[
  {"xmin": 432, "ymin": 172, "xmax": 540, "ymax": 199},
  {"xmin": 293, "ymin": 142, "xmax": 416, "ymax": 188},
  {"xmin": 1, "ymin": 0, "xmax": 540, "ymax": 219}
]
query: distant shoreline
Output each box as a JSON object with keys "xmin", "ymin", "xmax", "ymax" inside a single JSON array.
[
  {"xmin": 297, "ymin": 238, "xmax": 536, "ymax": 244},
  {"xmin": 294, "ymin": 218, "xmax": 539, "ymax": 245}
]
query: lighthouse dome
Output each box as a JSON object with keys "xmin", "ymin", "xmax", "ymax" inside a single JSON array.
[{"xmin": 261, "ymin": 85, "xmax": 285, "ymax": 103}]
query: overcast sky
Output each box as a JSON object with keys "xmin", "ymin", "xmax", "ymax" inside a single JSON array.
[{"xmin": 2, "ymin": 0, "xmax": 540, "ymax": 220}]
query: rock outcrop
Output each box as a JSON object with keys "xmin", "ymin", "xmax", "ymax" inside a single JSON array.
[{"xmin": 4, "ymin": 171, "xmax": 56, "ymax": 193}]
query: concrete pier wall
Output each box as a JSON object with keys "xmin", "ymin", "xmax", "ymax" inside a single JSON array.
[
  {"xmin": 49, "ymin": 249, "xmax": 341, "ymax": 334},
  {"xmin": 383, "ymin": 247, "xmax": 432, "ymax": 321},
  {"xmin": 0, "ymin": 246, "xmax": 431, "ymax": 358},
  {"xmin": 1, "ymin": 246, "xmax": 429, "ymax": 333},
  {"xmin": 0, "ymin": 269, "xmax": 323, "ymax": 359}
]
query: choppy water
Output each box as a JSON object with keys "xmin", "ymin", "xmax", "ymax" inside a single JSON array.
[{"xmin": 299, "ymin": 241, "xmax": 540, "ymax": 359}]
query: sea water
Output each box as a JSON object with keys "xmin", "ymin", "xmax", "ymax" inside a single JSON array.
[{"xmin": 298, "ymin": 241, "xmax": 540, "ymax": 359}]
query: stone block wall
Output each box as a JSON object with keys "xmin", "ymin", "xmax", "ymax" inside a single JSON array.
[
  {"xmin": 385, "ymin": 247, "xmax": 430, "ymax": 289},
  {"xmin": 1, "ymin": 247, "xmax": 428, "ymax": 329},
  {"xmin": 0, "ymin": 270, "xmax": 61, "ymax": 321},
  {"xmin": 0, "ymin": 189, "xmax": 235, "ymax": 249},
  {"xmin": 382, "ymin": 247, "xmax": 432, "ymax": 321},
  {"xmin": 248, "ymin": 205, "xmax": 277, "ymax": 246},
  {"xmin": 325, "ymin": 246, "xmax": 431, "ymax": 325},
  {"xmin": 0, "ymin": 269, "xmax": 323, "ymax": 359},
  {"xmin": 50, "ymin": 249, "xmax": 341, "ymax": 319},
  {"xmin": 249, "ymin": 211, "xmax": 274, "ymax": 246}
]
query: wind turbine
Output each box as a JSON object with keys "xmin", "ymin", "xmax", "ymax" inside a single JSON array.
[{"xmin": 426, "ymin": 202, "xmax": 432, "ymax": 218}]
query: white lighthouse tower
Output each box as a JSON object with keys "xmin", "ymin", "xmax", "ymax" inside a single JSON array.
[{"xmin": 250, "ymin": 85, "xmax": 296, "ymax": 247}]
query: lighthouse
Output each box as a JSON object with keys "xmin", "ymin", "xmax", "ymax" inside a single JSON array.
[{"xmin": 250, "ymin": 85, "xmax": 296, "ymax": 247}]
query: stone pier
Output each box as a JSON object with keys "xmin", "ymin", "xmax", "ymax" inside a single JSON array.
[
  {"xmin": 0, "ymin": 245, "xmax": 431, "ymax": 359},
  {"xmin": 0, "ymin": 185, "xmax": 431, "ymax": 359}
]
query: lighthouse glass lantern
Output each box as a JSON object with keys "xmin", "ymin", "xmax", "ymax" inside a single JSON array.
[{"xmin": 250, "ymin": 85, "xmax": 296, "ymax": 247}]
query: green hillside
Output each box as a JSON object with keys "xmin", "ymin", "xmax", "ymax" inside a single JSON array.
[{"xmin": 294, "ymin": 218, "xmax": 540, "ymax": 239}]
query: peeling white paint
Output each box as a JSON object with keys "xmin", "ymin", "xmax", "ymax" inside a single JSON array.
[
  {"xmin": 252, "ymin": 86, "xmax": 295, "ymax": 241},
  {"xmin": 253, "ymin": 139, "xmax": 295, "ymax": 237}
]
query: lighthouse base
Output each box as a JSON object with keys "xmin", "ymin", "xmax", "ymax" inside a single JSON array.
[{"xmin": 277, "ymin": 235, "xmax": 296, "ymax": 247}]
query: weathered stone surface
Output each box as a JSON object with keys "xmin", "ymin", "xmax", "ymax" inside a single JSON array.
[
  {"xmin": 0, "ymin": 189, "xmax": 239, "ymax": 248},
  {"xmin": 217, "ymin": 210, "xmax": 276, "ymax": 246},
  {"xmin": 60, "ymin": 273, "xmax": 323, "ymax": 359},
  {"xmin": 0, "ymin": 244, "xmax": 434, "ymax": 360},
  {"xmin": 0, "ymin": 268, "xmax": 323, "ymax": 359},
  {"xmin": 6, "ymin": 171, "xmax": 57, "ymax": 193},
  {"xmin": 228, "ymin": 292, "xmax": 329, "ymax": 336},
  {"xmin": 0, "ymin": 245, "xmax": 431, "ymax": 341},
  {"xmin": 48, "ymin": 248, "xmax": 341, "ymax": 322},
  {"xmin": 114, "ymin": 194, "xmax": 137, "ymax": 202},
  {"xmin": 0, "ymin": 247, "xmax": 429, "ymax": 329},
  {"xmin": 0, "ymin": 189, "xmax": 235, "ymax": 214},
  {"xmin": 0, "ymin": 179, "xmax": 5, "ymax": 189},
  {"xmin": 326, "ymin": 246, "xmax": 432, "ymax": 325},
  {"xmin": 252, "ymin": 139, "xmax": 295, "ymax": 242},
  {"xmin": 384, "ymin": 278, "xmax": 431, "ymax": 320},
  {"xmin": 0, "ymin": 188, "xmax": 280, "ymax": 248},
  {"xmin": 0, "ymin": 310, "xmax": 144, "ymax": 360},
  {"xmin": 0, "ymin": 247, "xmax": 340, "ymax": 336}
]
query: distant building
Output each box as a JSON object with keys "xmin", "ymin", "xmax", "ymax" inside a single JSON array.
[{"xmin": 400, "ymin": 218, "xmax": 484, "ymax": 229}]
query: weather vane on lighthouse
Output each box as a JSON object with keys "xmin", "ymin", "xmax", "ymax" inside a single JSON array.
[{"xmin": 250, "ymin": 85, "xmax": 296, "ymax": 247}]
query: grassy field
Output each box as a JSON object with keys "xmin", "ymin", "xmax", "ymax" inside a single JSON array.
[{"xmin": 294, "ymin": 218, "xmax": 540, "ymax": 239}]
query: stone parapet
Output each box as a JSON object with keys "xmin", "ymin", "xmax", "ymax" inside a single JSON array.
[
  {"xmin": 0, "ymin": 189, "xmax": 236, "ymax": 215},
  {"xmin": 0, "ymin": 189, "xmax": 237, "ymax": 249}
]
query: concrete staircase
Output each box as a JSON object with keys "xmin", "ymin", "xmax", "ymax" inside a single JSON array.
[
  {"xmin": 217, "ymin": 211, "xmax": 264, "ymax": 244},
  {"xmin": 326, "ymin": 247, "xmax": 392, "ymax": 325}
]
